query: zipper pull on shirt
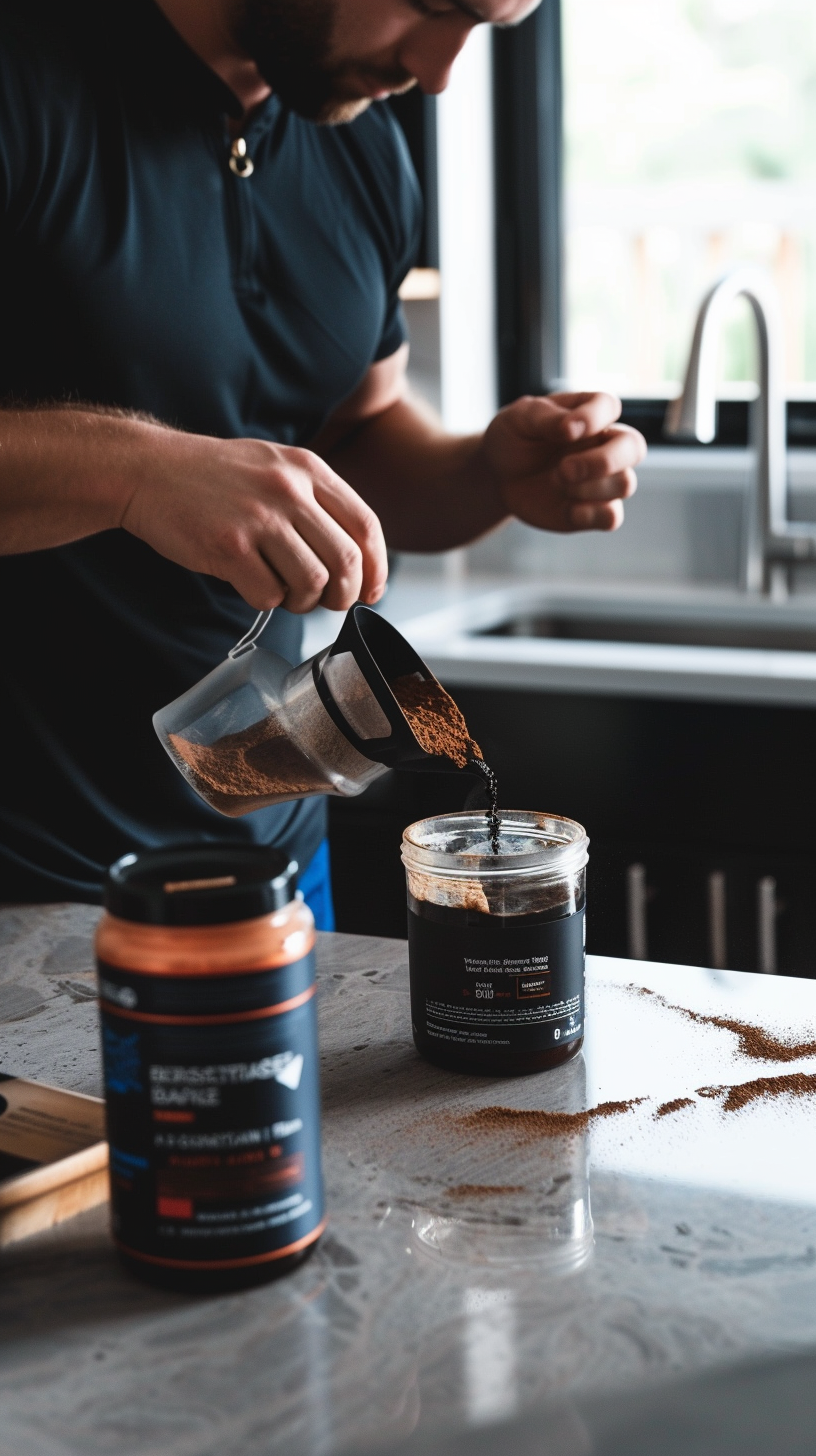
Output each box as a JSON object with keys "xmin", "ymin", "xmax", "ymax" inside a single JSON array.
[{"xmin": 229, "ymin": 137, "xmax": 254, "ymax": 178}]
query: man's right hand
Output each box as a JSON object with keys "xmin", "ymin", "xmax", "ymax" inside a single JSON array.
[
  {"xmin": 0, "ymin": 409, "xmax": 388, "ymax": 613},
  {"xmin": 122, "ymin": 430, "xmax": 388, "ymax": 613}
]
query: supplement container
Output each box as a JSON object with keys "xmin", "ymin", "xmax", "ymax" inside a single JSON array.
[
  {"xmin": 153, "ymin": 603, "xmax": 467, "ymax": 817},
  {"xmin": 95, "ymin": 844, "xmax": 324, "ymax": 1292},
  {"xmin": 402, "ymin": 810, "xmax": 589, "ymax": 1076}
]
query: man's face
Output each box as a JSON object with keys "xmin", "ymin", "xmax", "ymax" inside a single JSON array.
[{"xmin": 235, "ymin": 0, "xmax": 537, "ymax": 124}]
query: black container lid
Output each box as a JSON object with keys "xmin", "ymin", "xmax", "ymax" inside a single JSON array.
[{"xmin": 105, "ymin": 845, "xmax": 298, "ymax": 926}]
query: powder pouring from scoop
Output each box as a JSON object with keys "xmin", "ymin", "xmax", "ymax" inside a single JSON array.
[{"xmin": 390, "ymin": 674, "xmax": 501, "ymax": 853}]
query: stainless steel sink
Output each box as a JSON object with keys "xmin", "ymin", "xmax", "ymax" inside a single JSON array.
[
  {"xmin": 399, "ymin": 582, "xmax": 816, "ymax": 706},
  {"xmin": 478, "ymin": 610, "xmax": 816, "ymax": 652}
]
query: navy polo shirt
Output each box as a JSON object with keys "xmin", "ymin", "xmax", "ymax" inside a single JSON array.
[{"xmin": 0, "ymin": 0, "xmax": 421, "ymax": 901}]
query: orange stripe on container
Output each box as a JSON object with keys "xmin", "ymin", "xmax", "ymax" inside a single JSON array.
[
  {"xmin": 99, "ymin": 984, "xmax": 315, "ymax": 1025},
  {"xmin": 97, "ymin": 915, "xmax": 315, "ymax": 977},
  {"xmin": 116, "ymin": 1217, "xmax": 326, "ymax": 1270}
]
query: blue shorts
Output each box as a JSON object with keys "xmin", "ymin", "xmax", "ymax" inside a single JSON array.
[{"xmin": 298, "ymin": 839, "xmax": 335, "ymax": 932}]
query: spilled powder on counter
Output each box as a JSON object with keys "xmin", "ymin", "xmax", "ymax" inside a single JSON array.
[
  {"xmin": 391, "ymin": 674, "xmax": 482, "ymax": 768},
  {"xmin": 628, "ymin": 985, "xmax": 816, "ymax": 1064},
  {"xmin": 168, "ymin": 717, "xmax": 326, "ymax": 811},
  {"xmin": 445, "ymin": 1184, "xmax": 526, "ymax": 1199},
  {"xmin": 457, "ymin": 1100, "xmax": 645, "ymax": 1141},
  {"xmin": 655, "ymin": 1097, "xmax": 696, "ymax": 1119},
  {"xmin": 697, "ymin": 1070, "xmax": 816, "ymax": 1113}
]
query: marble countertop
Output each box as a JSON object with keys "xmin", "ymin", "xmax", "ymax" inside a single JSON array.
[{"xmin": 2, "ymin": 905, "xmax": 816, "ymax": 1455}]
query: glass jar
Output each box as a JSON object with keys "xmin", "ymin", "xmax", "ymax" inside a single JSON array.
[
  {"xmin": 402, "ymin": 810, "xmax": 589, "ymax": 1076},
  {"xmin": 95, "ymin": 844, "xmax": 324, "ymax": 1292}
]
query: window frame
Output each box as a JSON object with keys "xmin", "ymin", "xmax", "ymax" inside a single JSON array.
[
  {"xmin": 492, "ymin": 1, "xmax": 816, "ymax": 449},
  {"xmin": 493, "ymin": 0, "xmax": 564, "ymax": 404}
]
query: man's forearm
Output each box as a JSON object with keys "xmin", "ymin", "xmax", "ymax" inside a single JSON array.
[
  {"xmin": 0, "ymin": 407, "xmax": 168, "ymax": 554},
  {"xmin": 0, "ymin": 404, "xmax": 387, "ymax": 613},
  {"xmin": 320, "ymin": 396, "xmax": 506, "ymax": 553}
]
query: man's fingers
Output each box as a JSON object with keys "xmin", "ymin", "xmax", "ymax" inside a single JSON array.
[
  {"xmin": 311, "ymin": 470, "xmax": 388, "ymax": 605},
  {"xmin": 567, "ymin": 499, "xmax": 625, "ymax": 533},
  {"xmin": 548, "ymin": 391, "xmax": 616, "ymax": 412},
  {"xmin": 253, "ymin": 450, "xmax": 388, "ymax": 612},
  {"xmin": 504, "ymin": 392, "xmax": 625, "ymax": 447},
  {"xmin": 258, "ymin": 466, "xmax": 385, "ymax": 613},
  {"xmin": 567, "ymin": 465, "xmax": 638, "ymax": 505},
  {"xmin": 501, "ymin": 393, "xmax": 588, "ymax": 441},
  {"xmin": 487, "ymin": 395, "xmax": 644, "ymax": 538},
  {"xmin": 260, "ymin": 524, "xmax": 336, "ymax": 614},
  {"xmin": 549, "ymin": 391, "xmax": 623, "ymax": 441},
  {"xmin": 559, "ymin": 427, "xmax": 645, "ymax": 488},
  {"xmin": 283, "ymin": 495, "xmax": 365, "ymax": 611},
  {"xmin": 227, "ymin": 555, "xmax": 288, "ymax": 612}
]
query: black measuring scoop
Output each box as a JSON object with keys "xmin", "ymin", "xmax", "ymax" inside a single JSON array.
[{"xmin": 314, "ymin": 603, "xmax": 474, "ymax": 773}]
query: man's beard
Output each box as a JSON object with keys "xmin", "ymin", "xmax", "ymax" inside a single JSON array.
[{"xmin": 236, "ymin": 0, "xmax": 415, "ymax": 124}]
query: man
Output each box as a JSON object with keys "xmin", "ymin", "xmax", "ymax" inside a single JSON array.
[{"xmin": 0, "ymin": 0, "xmax": 645, "ymax": 923}]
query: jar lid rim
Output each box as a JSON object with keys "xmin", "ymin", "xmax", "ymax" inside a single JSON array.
[
  {"xmin": 105, "ymin": 845, "xmax": 298, "ymax": 926},
  {"xmin": 401, "ymin": 810, "xmax": 589, "ymax": 879}
]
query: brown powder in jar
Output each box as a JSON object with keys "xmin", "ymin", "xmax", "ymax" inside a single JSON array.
[
  {"xmin": 457, "ymin": 1099, "xmax": 645, "ymax": 1141},
  {"xmin": 391, "ymin": 674, "xmax": 482, "ymax": 768},
  {"xmin": 655, "ymin": 1097, "xmax": 696, "ymax": 1118},
  {"xmin": 168, "ymin": 716, "xmax": 326, "ymax": 812},
  {"xmin": 408, "ymin": 867, "xmax": 490, "ymax": 916},
  {"xmin": 697, "ymin": 1070, "xmax": 816, "ymax": 1113},
  {"xmin": 445, "ymin": 1184, "xmax": 526, "ymax": 1199},
  {"xmin": 628, "ymin": 985, "xmax": 816, "ymax": 1064}
]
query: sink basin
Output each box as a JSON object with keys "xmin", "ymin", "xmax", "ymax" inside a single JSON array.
[
  {"xmin": 478, "ymin": 610, "xmax": 816, "ymax": 653},
  {"xmin": 398, "ymin": 582, "xmax": 816, "ymax": 707}
]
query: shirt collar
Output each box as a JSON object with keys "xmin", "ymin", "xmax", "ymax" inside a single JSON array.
[{"xmin": 98, "ymin": 0, "xmax": 245, "ymax": 119}]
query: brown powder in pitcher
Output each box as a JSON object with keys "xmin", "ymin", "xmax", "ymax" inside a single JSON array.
[
  {"xmin": 456, "ymin": 1099, "xmax": 644, "ymax": 1141},
  {"xmin": 629, "ymin": 985, "xmax": 816, "ymax": 1063},
  {"xmin": 391, "ymin": 674, "xmax": 482, "ymax": 768},
  {"xmin": 169, "ymin": 716, "xmax": 326, "ymax": 812}
]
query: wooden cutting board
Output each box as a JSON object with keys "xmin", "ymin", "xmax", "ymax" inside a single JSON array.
[{"xmin": 0, "ymin": 1072, "xmax": 108, "ymax": 1246}]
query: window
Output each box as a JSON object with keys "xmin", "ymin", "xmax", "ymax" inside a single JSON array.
[{"xmin": 563, "ymin": 0, "xmax": 816, "ymax": 397}]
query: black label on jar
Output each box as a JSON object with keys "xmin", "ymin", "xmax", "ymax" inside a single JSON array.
[
  {"xmin": 98, "ymin": 952, "xmax": 324, "ymax": 1272},
  {"xmin": 408, "ymin": 907, "xmax": 585, "ymax": 1055}
]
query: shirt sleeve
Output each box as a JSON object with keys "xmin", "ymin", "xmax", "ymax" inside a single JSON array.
[
  {"xmin": 374, "ymin": 295, "xmax": 410, "ymax": 362},
  {"xmin": 371, "ymin": 108, "xmax": 423, "ymax": 362}
]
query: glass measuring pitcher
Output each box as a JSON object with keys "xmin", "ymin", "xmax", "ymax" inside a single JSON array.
[{"xmin": 153, "ymin": 604, "xmax": 459, "ymax": 817}]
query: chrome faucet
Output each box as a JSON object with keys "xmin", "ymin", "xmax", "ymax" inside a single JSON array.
[{"xmin": 664, "ymin": 266, "xmax": 816, "ymax": 596}]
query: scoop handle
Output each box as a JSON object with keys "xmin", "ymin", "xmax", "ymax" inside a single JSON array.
[{"xmin": 228, "ymin": 609, "xmax": 273, "ymax": 660}]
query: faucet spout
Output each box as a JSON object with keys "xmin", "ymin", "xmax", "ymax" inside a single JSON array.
[{"xmin": 665, "ymin": 266, "xmax": 815, "ymax": 595}]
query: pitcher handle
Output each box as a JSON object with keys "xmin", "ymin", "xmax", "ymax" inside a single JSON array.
[{"xmin": 228, "ymin": 609, "xmax": 273, "ymax": 660}]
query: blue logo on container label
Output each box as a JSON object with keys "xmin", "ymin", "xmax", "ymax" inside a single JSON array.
[{"xmin": 102, "ymin": 1026, "xmax": 143, "ymax": 1094}]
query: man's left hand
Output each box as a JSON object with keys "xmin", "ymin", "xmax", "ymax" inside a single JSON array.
[{"xmin": 478, "ymin": 391, "xmax": 646, "ymax": 534}]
